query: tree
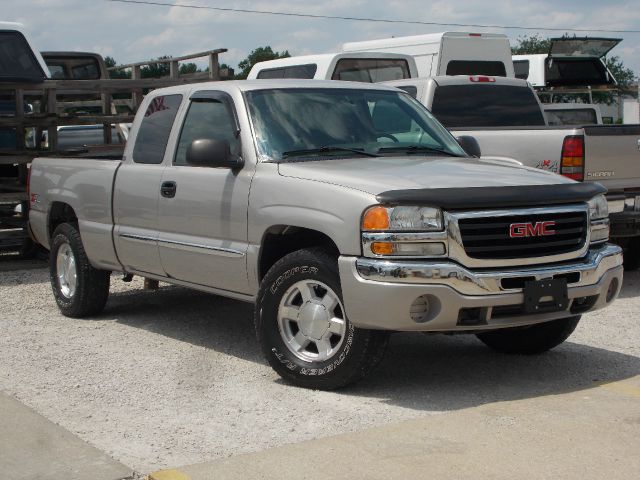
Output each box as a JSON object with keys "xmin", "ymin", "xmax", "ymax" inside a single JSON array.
[
  {"xmin": 141, "ymin": 56, "xmax": 171, "ymax": 78},
  {"xmin": 511, "ymin": 34, "xmax": 550, "ymax": 55},
  {"xmin": 236, "ymin": 46, "xmax": 290, "ymax": 79},
  {"xmin": 104, "ymin": 56, "xmax": 131, "ymax": 79},
  {"xmin": 179, "ymin": 62, "xmax": 199, "ymax": 75}
]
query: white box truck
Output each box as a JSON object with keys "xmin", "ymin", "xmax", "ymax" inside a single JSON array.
[{"xmin": 342, "ymin": 32, "xmax": 515, "ymax": 78}]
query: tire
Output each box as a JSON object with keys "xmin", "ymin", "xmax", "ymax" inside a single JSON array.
[
  {"xmin": 49, "ymin": 223, "xmax": 111, "ymax": 318},
  {"xmin": 476, "ymin": 316, "xmax": 581, "ymax": 355},
  {"xmin": 255, "ymin": 247, "xmax": 389, "ymax": 390}
]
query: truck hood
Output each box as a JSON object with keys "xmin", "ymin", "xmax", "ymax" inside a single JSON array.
[{"xmin": 277, "ymin": 156, "xmax": 571, "ymax": 196}]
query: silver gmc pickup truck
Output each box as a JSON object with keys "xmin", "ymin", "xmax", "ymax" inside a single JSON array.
[{"xmin": 29, "ymin": 80, "xmax": 623, "ymax": 389}]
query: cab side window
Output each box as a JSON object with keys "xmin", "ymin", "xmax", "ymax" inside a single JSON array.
[
  {"xmin": 174, "ymin": 98, "xmax": 239, "ymax": 166},
  {"xmin": 132, "ymin": 94, "xmax": 183, "ymax": 164}
]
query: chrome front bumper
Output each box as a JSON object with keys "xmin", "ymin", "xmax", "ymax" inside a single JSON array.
[{"xmin": 338, "ymin": 244, "xmax": 623, "ymax": 332}]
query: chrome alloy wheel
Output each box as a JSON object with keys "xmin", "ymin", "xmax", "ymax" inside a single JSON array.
[
  {"xmin": 56, "ymin": 243, "xmax": 77, "ymax": 298},
  {"xmin": 277, "ymin": 280, "xmax": 347, "ymax": 363}
]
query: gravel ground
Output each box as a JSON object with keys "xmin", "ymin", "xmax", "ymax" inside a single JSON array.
[{"xmin": 1, "ymin": 257, "xmax": 639, "ymax": 474}]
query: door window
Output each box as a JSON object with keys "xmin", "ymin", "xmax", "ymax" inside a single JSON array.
[{"xmin": 174, "ymin": 98, "xmax": 239, "ymax": 166}]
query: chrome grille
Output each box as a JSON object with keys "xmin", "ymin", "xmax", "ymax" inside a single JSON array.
[{"xmin": 458, "ymin": 211, "xmax": 588, "ymax": 260}]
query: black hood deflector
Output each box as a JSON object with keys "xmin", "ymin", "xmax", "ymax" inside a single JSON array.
[{"xmin": 376, "ymin": 182, "xmax": 606, "ymax": 209}]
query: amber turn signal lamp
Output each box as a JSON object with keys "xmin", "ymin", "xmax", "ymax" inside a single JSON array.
[
  {"xmin": 371, "ymin": 242, "xmax": 394, "ymax": 255},
  {"xmin": 362, "ymin": 206, "xmax": 390, "ymax": 230}
]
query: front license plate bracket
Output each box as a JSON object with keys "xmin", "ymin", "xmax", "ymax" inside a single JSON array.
[{"xmin": 523, "ymin": 278, "xmax": 568, "ymax": 314}]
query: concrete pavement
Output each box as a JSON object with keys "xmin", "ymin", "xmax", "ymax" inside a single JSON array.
[
  {"xmin": 0, "ymin": 392, "xmax": 133, "ymax": 480},
  {"xmin": 148, "ymin": 377, "xmax": 640, "ymax": 480}
]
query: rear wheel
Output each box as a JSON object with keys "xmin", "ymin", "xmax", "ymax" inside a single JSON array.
[
  {"xmin": 476, "ymin": 316, "xmax": 581, "ymax": 355},
  {"xmin": 50, "ymin": 223, "xmax": 110, "ymax": 317},
  {"xmin": 255, "ymin": 248, "xmax": 389, "ymax": 390}
]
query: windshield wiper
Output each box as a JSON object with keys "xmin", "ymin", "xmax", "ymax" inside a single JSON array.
[
  {"xmin": 377, "ymin": 145, "xmax": 462, "ymax": 157},
  {"xmin": 281, "ymin": 146, "xmax": 379, "ymax": 160}
]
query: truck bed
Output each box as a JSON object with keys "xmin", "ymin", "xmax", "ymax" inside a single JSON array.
[{"xmin": 29, "ymin": 156, "xmax": 122, "ymax": 269}]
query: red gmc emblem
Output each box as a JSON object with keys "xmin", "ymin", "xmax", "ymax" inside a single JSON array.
[{"xmin": 509, "ymin": 221, "xmax": 556, "ymax": 238}]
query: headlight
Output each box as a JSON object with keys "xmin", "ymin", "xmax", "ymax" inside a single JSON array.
[
  {"xmin": 588, "ymin": 195, "xmax": 609, "ymax": 244},
  {"xmin": 362, "ymin": 205, "xmax": 446, "ymax": 257},
  {"xmin": 588, "ymin": 195, "xmax": 608, "ymax": 220},
  {"xmin": 362, "ymin": 205, "xmax": 443, "ymax": 231}
]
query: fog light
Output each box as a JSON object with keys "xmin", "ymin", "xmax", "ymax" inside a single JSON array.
[
  {"xmin": 410, "ymin": 295, "xmax": 430, "ymax": 323},
  {"xmin": 409, "ymin": 295, "xmax": 440, "ymax": 323}
]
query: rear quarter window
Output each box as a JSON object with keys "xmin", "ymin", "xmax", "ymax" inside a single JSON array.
[
  {"xmin": 431, "ymin": 84, "xmax": 546, "ymax": 127},
  {"xmin": 132, "ymin": 94, "xmax": 183, "ymax": 164}
]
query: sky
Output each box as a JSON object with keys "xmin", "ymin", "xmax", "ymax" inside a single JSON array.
[{"xmin": 6, "ymin": 0, "xmax": 640, "ymax": 77}]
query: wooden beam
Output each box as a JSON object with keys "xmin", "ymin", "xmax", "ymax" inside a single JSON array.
[
  {"xmin": 170, "ymin": 61, "xmax": 179, "ymax": 79},
  {"xmin": 208, "ymin": 53, "xmax": 220, "ymax": 81},
  {"xmin": 0, "ymin": 115, "xmax": 135, "ymax": 128},
  {"xmin": 108, "ymin": 48, "xmax": 227, "ymax": 70}
]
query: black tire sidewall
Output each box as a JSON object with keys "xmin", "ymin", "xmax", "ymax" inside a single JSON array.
[
  {"xmin": 256, "ymin": 249, "xmax": 369, "ymax": 388},
  {"xmin": 49, "ymin": 223, "xmax": 109, "ymax": 317},
  {"xmin": 50, "ymin": 225, "xmax": 80, "ymax": 312}
]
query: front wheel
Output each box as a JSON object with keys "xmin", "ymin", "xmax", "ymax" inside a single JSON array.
[
  {"xmin": 476, "ymin": 316, "xmax": 581, "ymax": 355},
  {"xmin": 255, "ymin": 248, "xmax": 389, "ymax": 390},
  {"xmin": 50, "ymin": 223, "xmax": 111, "ymax": 318}
]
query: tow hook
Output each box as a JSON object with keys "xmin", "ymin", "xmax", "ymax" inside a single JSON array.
[{"xmin": 122, "ymin": 273, "xmax": 133, "ymax": 282}]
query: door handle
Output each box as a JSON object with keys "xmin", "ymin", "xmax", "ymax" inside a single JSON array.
[{"xmin": 161, "ymin": 181, "xmax": 177, "ymax": 198}]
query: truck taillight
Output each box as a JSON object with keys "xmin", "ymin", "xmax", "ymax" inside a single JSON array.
[
  {"xmin": 469, "ymin": 76, "xmax": 495, "ymax": 83},
  {"xmin": 560, "ymin": 136, "xmax": 584, "ymax": 181}
]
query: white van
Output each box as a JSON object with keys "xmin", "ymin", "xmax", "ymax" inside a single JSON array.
[
  {"xmin": 342, "ymin": 32, "xmax": 514, "ymax": 78},
  {"xmin": 513, "ymin": 37, "xmax": 620, "ymax": 88},
  {"xmin": 247, "ymin": 52, "xmax": 418, "ymax": 82}
]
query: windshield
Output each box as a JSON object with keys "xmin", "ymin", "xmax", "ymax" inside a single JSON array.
[{"xmin": 245, "ymin": 88, "xmax": 466, "ymax": 161}]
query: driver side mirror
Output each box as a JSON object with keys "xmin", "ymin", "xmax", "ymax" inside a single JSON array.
[
  {"xmin": 456, "ymin": 136, "xmax": 481, "ymax": 158},
  {"xmin": 186, "ymin": 138, "xmax": 243, "ymax": 169}
]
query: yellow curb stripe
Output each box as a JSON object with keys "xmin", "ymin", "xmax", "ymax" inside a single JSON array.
[
  {"xmin": 146, "ymin": 469, "xmax": 191, "ymax": 480},
  {"xmin": 598, "ymin": 381, "xmax": 640, "ymax": 399}
]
